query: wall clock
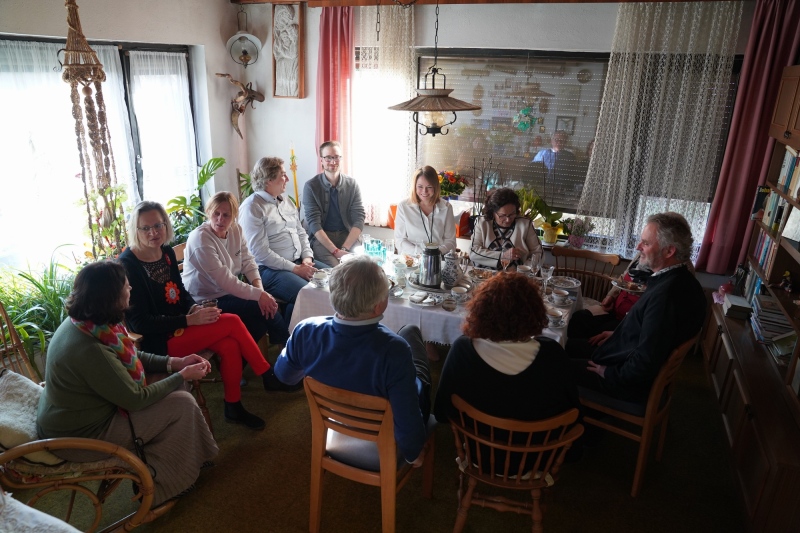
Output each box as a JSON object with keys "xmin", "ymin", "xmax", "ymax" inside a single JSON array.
[{"xmin": 577, "ymin": 69, "xmax": 592, "ymax": 84}]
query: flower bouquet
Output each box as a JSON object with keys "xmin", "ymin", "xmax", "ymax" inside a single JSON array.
[
  {"xmin": 438, "ymin": 170, "xmax": 468, "ymax": 198},
  {"xmin": 561, "ymin": 217, "xmax": 595, "ymax": 248}
]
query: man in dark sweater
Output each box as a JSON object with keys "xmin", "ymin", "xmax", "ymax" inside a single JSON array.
[
  {"xmin": 274, "ymin": 256, "xmax": 432, "ymax": 465},
  {"xmin": 570, "ymin": 212, "xmax": 705, "ymax": 403}
]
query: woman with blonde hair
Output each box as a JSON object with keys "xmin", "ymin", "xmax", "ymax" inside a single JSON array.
[
  {"xmin": 119, "ymin": 201, "xmax": 293, "ymax": 433},
  {"xmin": 183, "ymin": 191, "xmax": 290, "ymax": 347},
  {"xmin": 394, "ymin": 166, "xmax": 457, "ymax": 256}
]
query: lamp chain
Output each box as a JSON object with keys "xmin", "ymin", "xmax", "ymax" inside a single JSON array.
[
  {"xmin": 391, "ymin": 0, "xmax": 416, "ymax": 7},
  {"xmin": 433, "ymin": 0, "xmax": 439, "ymax": 66},
  {"xmin": 376, "ymin": 0, "xmax": 380, "ymax": 41}
]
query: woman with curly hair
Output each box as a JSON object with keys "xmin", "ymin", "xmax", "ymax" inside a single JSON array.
[
  {"xmin": 469, "ymin": 187, "xmax": 542, "ymax": 270},
  {"xmin": 434, "ymin": 272, "xmax": 579, "ymax": 424}
]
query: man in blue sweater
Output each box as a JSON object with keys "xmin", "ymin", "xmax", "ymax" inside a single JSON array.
[
  {"xmin": 274, "ymin": 256, "xmax": 432, "ymax": 465},
  {"xmin": 570, "ymin": 212, "xmax": 705, "ymax": 403}
]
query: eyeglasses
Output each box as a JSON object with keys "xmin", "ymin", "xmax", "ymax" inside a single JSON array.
[
  {"xmin": 137, "ymin": 222, "xmax": 167, "ymax": 233},
  {"xmin": 322, "ymin": 156, "xmax": 342, "ymax": 162},
  {"xmin": 495, "ymin": 212, "xmax": 517, "ymax": 220}
]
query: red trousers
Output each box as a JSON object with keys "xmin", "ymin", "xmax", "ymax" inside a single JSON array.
[{"xmin": 167, "ymin": 314, "xmax": 269, "ymax": 402}]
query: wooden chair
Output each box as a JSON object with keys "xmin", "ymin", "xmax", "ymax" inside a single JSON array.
[
  {"xmin": 0, "ymin": 299, "xmax": 169, "ymax": 532},
  {"xmin": 303, "ymin": 376, "xmax": 436, "ymax": 533},
  {"xmin": 578, "ymin": 334, "xmax": 698, "ymax": 497},
  {"xmin": 551, "ymin": 246, "xmax": 621, "ymax": 301},
  {"xmin": 448, "ymin": 396, "xmax": 583, "ymax": 533}
]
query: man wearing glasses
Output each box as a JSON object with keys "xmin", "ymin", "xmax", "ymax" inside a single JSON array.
[{"xmin": 302, "ymin": 141, "xmax": 365, "ymax": 265}]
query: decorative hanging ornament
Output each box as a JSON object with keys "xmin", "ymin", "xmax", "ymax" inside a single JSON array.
[{"xmin": 227, "ymin": 6, "xmax": 262, "ymax": 68}]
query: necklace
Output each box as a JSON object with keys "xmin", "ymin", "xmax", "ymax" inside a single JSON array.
[{"xmin": 417, "ymin": 203, "xmax": 436, "ymax": 245}]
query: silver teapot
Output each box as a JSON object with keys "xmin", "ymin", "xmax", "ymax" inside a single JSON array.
[{"xmin": 418, "ymin": 243, "xmax": 442, "ymax": 289}]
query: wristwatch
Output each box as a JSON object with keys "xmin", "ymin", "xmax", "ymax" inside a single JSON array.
[{"xmin": 340, "ymin": 246, "xmax": 349, "ymax": 252}]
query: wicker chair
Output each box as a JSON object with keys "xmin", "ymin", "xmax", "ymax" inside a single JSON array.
[{"xmin": 0, "ymin": 299, "xmax": 170, "ymax": 532}]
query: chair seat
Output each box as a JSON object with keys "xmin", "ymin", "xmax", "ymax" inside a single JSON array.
[
  {"xmin": 326, "ymin": 416, "xmax": 437, "ymax": 472},
  {"xmin": 5, "ymin": 454, "xmax": 130, "ymax": 481},
  {"xmin": 577, "ymin": 386, "xmax": 646, "ymax": 417}
]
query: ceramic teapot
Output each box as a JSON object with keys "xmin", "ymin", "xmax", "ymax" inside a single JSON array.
[{"xmin": 441, "ymin": 250, "xmax": 461, "ymax": 288}]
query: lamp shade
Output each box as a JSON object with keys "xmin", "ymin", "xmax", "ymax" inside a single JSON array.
[
  {"xmin": 388, "ymin": 88, "xmax": 480, "ymax": 113},
  {"xmin": 227, "ymin": 31, "xmax": 262, "ymax": 68}
]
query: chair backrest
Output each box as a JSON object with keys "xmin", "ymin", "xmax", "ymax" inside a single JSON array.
[
  {"xmin": 304, "ymin": 376, "xmax": 397, "ymax": 475},
  {"xmin": 449, "ymin": 395, "xmax": 583, "ymax": 490},
  {"xmin": 173, "ymin": 242, "xmax": 187, "ymax": 272},
  {"xmin": 551, "ymin": 247, "xmax": 621, "ymax": 301},
  {"xmin": 0, "ymin": 299, "xmax": 37, "ymax": 381},
  {"xmin": 645, "ymin": 334, "xmax": 697, "ymax": 419}
]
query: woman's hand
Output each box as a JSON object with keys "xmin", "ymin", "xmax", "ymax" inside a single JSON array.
[
  {"xmin": 588, "ymin": 330, "xmax": 613, "ymax": 346},
  {"xmin": 501, "ymin": 248, "xmax": 522, "ymax": 262},
  {"xmin": 601, "ymin": 294, "xmax": 616, "ymax": 313},
  {"xmin": 179, "ymin": 362, "xmax": 211, "ymax": 381},
  {"xmin": 172, "ymin": 354, "xmax": 211, "ymax": 373},
  {"xmin": 186, "ymin": 307, "xmax": 221, "ymax": 326},
  {"xmin": 258, "ymin": 291, "xmax": 279, "ymax": 319}
]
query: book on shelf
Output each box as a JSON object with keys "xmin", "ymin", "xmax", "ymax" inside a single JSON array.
[
  {"xmin": 751, "ymin": 185, "xmax": 772, "ymax": 220},
  {"xmin": 783, "ymin": 207, "xmax": 800, "ymax": 242},
  {"xmin": 723, "ymin": 293, "xmax": 751, "ymax": 318},
  {"xmin": 778, "ymin": 146, "xmax": 797, "ymax": 191},
  {"xmin": 791, "ymin": 158, "xmax": 800, "ymax": 199},
  {"xmin": 785, "ymin": 146, "xmax": 799, "ymax": 194},
  {"xmin": 778, "ymin": 204, "xmax": 793, "ymax": 234}
]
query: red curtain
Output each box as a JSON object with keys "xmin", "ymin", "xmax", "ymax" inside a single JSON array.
[
  {"xmin": 315, "ymin": 7, "xmax": 353, "ymax": 173},
  {"xmin": 696, "ymin": 0, "xmax": 800, "ymax": 274}
]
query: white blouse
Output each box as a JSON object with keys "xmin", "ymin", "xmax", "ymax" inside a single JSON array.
[{"xmin": 394, "ymin": 199, "xmax": 457, "ymax": 255}]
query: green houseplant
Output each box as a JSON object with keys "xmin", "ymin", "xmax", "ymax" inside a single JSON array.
[{"xmin": 167, "ymin": 157, "xmax": 226, "ymax": 244}]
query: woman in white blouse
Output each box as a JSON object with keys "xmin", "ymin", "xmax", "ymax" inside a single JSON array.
[
  {"xmin": 183, "ymin": 192, "xmax": 290, "ymax": 347},
  {"xmin": 394, "ymin": 166, "xmax": 457, "ymax": 256}
]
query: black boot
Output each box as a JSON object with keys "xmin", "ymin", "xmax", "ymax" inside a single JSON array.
[
  {"xmin": 262, "ymin": 368, "xmax": 303, "ymax": 392},
  {"xmin": 224, "ymin": 401, "xmax": 265, "ymax": 430}
]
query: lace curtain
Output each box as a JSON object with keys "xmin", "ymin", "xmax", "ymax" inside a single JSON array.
[
  {"xmin": 0, "ymin": 40, "xmax": 135, "ymax": 268},
  {"xmin": 353, "ymin": 6, "xmax": 415, "ymax": 225},
  {"xmin": 577, "ymin": 2, "xmax": 743, "ymax": 260},
  {"xmin": 128, "ymin": 51, "xmax": 197, "ymax": 203}
]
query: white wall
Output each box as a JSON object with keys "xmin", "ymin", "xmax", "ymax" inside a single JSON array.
[{"xmin": 0, "ymin": 1, "xmax": 754, "ymax": 197}]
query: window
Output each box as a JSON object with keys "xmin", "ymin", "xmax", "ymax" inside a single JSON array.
[
  {"xmin": 414, "ymin": 51, "xmax": 609, "ymax": 213},
  {"xmin": 0, "ymin": 39, "xmax": 197, "ymax": 269}
]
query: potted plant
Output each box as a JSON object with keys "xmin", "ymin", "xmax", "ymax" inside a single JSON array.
[
  {"xmin": 167, "ymin": 157, "xmax": 226, "ymax": 244},
  {"xmin": 561, "ymin": 217, "xmax": 595, "ymax": 248},
  {"xmin": 530, "ymin": 196, "xmax": 563, "ymax": 245}
]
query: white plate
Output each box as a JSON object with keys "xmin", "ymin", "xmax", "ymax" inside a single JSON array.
[
  {"xmin": 408, "ymin": 293, "xmax": 444, "ymax": 307},
  {"xmin": 611, "ymin": 279, "xmax": 646, "ymax": 293},
  {"xmin": 547, "ymin": 319, "xmax": 567, "ymax": 329},
  {"xmin": 550, "ymin": 276, "xmax": 581, "ymax": 289},
  {"xmin": 467, "ymin": 268, "xmax": 495, "ymax": 283}
]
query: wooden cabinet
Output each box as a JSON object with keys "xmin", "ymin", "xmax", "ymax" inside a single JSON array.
[
  {"xmin": 704, "ymin": 306, "xmax": 800, "ymax": 532},
  {"xmin": 769, "ymin": 65, "xmax": 800, "ymax": 149}
]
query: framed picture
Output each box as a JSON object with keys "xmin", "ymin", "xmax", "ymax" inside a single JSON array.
[
  {"xmin": 272, "ymin": 3, "xmax": 305, "ymax": 98},
  {"xmin": 556, "ymin": 116, "xmax": 575, "ymax": 135}
]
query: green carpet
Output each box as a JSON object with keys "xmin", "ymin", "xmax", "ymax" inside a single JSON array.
[{"xmin": 13, "ymin": 346, "xmax": 745, "ymax": 532}]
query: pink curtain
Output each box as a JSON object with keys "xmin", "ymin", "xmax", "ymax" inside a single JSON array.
[
  {"xmin": 315, "ymin": 7, "xmax": 353, "ymax": 173},
  {"xmin": 696, "ymin": 0, "xmax": 800, "ymax": 274}
]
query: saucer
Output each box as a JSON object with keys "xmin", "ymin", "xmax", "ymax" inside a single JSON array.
[
  {"xmin": 547, "ymin": 319, "xmax": 567, "ymax": 329},
  {"xmin": 546, "ymin": 295, "xmax": 574, "ymax": 307}
]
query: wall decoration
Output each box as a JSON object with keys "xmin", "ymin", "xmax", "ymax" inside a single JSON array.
[
  {"xmin": 539, "ymin": 125, "xmax": 546, "ymax": 133},
  {"xmin": 577, "ymin": 68, "xmax": 593, "ymax": 83},
  {"xmin": 539, "ymin": 98, "xmax": 549, "ymax": 114},
  {"xmin": 216, "ymin": 73, "xmax": 265, "ymax": 139},
  {"xmin": 558, "ymin": 85, "xmax": 581, "ymax": 113},
  {"xmin": 556, "ymin": 116, "xmax": 576, "ymax": 135},
  {"xmin": 273, "ymin": 3, "xmax": 305, "ymax": 98}
]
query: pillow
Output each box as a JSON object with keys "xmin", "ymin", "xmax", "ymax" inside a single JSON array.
[{"xmin": 0, "ymin": 369, "xmax": 63, "ymax": 465}]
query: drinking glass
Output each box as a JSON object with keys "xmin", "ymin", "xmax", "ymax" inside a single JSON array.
[
  {"xmin": 529, "ymin": 255, "xmax": 541, "ymax": 276},
  {"xmin": 540, "ymin": 264, "xmax": 554, "ymax": 297},
  {"xmin": 499, "ymin": 249, "xmax": 512, "ymax": 273}
]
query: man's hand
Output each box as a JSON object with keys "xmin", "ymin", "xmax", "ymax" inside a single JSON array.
[
  {"xmin": 293, "ymin": 263, "xmax": 316, "ymax": 281},
  {"xmin": 588, "ymin": 330, "xmax": 613, "ymax": 346},
  {"xmin": 332, "ymin": 248, "xmax": 349, "ymax": 261},
  {"xmin": 410, "ymin": 449, "xmax": 426, "ymax": 468},
  {"xmin": 601, "ymin": 294, "xmax": 615, "ymax": 313},
  {"xmin": 258, "ymin": 291, "xmax": 278, "ymax": 318},
  {"xmin": 587, "ymin": 361, "xmax": 607, "ymax": 379}
]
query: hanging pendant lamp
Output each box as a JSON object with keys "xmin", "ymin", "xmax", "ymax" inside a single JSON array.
[
  {"xmin": 227, "ymin": 6, "xmax": 262, "ymax": 68},
  {"xmin": 389, "ymin": 1, "xmax": 480, "ymax": 136}
]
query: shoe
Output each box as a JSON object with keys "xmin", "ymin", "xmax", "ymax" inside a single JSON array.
[
  {"xmin": 262, "ymin": 368, "xmax": 303, "ymax": 392},
  {"xmin": 224, "ymin": 401, "xmax": 266, "ymax": 430}
]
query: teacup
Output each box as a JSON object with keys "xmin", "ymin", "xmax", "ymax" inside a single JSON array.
[
  {"xmin": 201, "ymin": 299, "xmax": 218, "ymax": 308},
  {"xmin": 312, "ymin": 271, "xmax": 328, "ymax": 289},
  {"xmin": 451, "ymin": 286, "xmax": 468, "ymax": 303},
  {"xmin": 441, "ymin": 295, "xmax": 457, "ymax": 312},
  {"xmin": 517, "ymin": 265, "xmax": 532, "ymax": 275},
  {"xmin": 552, "ymin": 288, "xmax": 570, "ymax": 305},
  {"xmin": 546, "ymin": 307, "xmax": 563, "ymax": 327}
]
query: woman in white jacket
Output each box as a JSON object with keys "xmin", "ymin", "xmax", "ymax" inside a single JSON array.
[
  {"xmin": 394, "ymin": 166, "xmax": 457, "ymax": 256},
  {"xmin": 183, "ymin": 192, "xmax": 289, "ymax": 346}
]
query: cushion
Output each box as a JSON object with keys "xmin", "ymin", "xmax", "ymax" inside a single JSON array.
[
  {"xmin": 325, "ymin": 416, "xmax": 437, "ymax": 472},
  {"xmin": 0, "ymin": 369, "xmax": 63, "ymax": 465},
  {"xmin": 0, "ymin": 489, "xmax": 81, "ymax": 532}
]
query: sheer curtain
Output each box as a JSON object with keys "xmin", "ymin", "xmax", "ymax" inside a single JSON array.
[
  {"xmin": 128, "ymin": 51, "xmax": 197, "ymax": 203},
  {"xmin": 353, "ymin": 6, "xmax": 415, "ymax": 225},
  {"xmin": 577, "ymin": 2, "xmax": 743, "ymax": 260},
  {"xmin": 0, "ymin": 40, "xmax": 135, "ymax": 269}
]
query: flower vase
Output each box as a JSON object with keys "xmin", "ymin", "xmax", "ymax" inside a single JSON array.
[
  {"xmin": 568, "ymin": 235, "xmax": 585, "ymax": 248},
  {"xmin": 542, "ymin": 225, "xmax": 559, "ymax": 245}
]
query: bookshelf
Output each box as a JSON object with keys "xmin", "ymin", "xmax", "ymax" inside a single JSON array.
[{"xmin": 703, "ymin": 65, "xmax": 800, "ymax": 532}]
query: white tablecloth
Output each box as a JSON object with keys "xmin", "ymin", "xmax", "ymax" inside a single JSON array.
[{"xmin": 289, "ymin": 283, "xmax": 573, "ymax": 347}]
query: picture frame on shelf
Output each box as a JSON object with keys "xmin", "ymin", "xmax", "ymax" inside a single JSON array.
[{"xmin": 556, "ymin": 116, "xmax": 575, "ymax": 135}]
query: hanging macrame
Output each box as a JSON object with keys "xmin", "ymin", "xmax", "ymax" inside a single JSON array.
[{"xmin": 61, "ymin": 0, "xmax": 126, "ymax": 259}]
